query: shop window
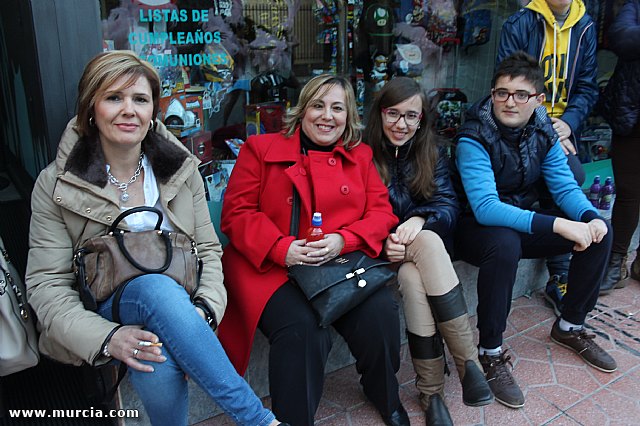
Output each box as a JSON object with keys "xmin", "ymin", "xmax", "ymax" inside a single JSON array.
[{"xmin": 97, "ymin": 1, "xmax": 499, "ymax": 208}]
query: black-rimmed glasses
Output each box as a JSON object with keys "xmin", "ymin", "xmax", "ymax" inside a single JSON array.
[
  {"xmin": 491, "ymin": 89, "xmax": 541, "ymax": 104},
  {"xmin": 382, "ymin": 108, "xmax": 423, "ymax": 126}
]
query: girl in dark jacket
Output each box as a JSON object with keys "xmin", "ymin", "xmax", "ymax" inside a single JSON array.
[
  {"xmin": 365, "ymin": 77, "xmax": 492, "ymax": 425},
  {"xmin": 599, "ymin": 0, "xmax": 640, "ymax": 293}
]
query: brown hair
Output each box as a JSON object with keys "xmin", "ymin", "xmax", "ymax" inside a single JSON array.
[
  {"xmin": 492, "ymin": 51, "xmax": 545, "ymax": 93},
  {"xmin": 75, "ymin": 50, "xmax": 160, "ymax": 138},
  {"xmin": 283, "ymin": 74, "xmax": 362, "ymax": 149},
  {"xmin": 365, "ymin": 77, "xmax": 439, "ymax": 200}
]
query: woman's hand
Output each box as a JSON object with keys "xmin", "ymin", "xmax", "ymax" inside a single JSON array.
[
  {"xmin": 304, "ymin": 233, "xmax": 345, "ymax": 265},
  {"xmin": 287, "ymin": 233, "xmax": 345, "ymax": 266},
  {"xmin": 195, "ymin": 306, "xmax": 206, "ymax": 321},
  {"xmin": 107, "ymin": 326, "xmax": 166, "ymax": 372},
  {"xmin": 285, "ymin": 239, "xmax": 315, "ymax": 266},
  {"xmin": 384, "ymin": 234, "xmax": 405, "ymax": 262},
  {"xmin": 395, "ymin": 216, "xmax": 426, "ymax": 245}
]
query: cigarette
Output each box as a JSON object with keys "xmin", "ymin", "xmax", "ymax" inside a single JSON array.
[{"xmin": 138, "ymin": 341, "xmax": 163, "ymax": 347}]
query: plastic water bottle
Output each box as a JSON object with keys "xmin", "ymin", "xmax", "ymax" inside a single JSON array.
[
  {"xmin": 588, "ymin": 175, "xmax": 601, "ymax": 208},
  {"xmin": 307, "ymin": 212, "xmax": 324, "ymax": 242},
  {"xmin": 599, "ymin": 177, "xmax": 614, "ymax": 210}
]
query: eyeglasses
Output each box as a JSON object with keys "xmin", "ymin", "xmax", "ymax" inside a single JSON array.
[
  {"xmin": 491, "ymin": 89, "xmax": 541, "ymax": 104},
  {"xmin": 382, "ymin": 108, "xmax": 423, "ymax": 126}
]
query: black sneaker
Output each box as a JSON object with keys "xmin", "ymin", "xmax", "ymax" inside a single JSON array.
[
  {"xmin": 479, "ymin": 349, "xmax": 525, "ymax": 409},
  {"xmin": 543, "ymin": 274, "xmax": 567, "ymax": 317}
]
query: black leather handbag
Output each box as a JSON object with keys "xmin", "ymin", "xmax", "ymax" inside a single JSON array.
[{"xmin": 287, "ymin": 188, "xmax": 396, "ymax": 327}]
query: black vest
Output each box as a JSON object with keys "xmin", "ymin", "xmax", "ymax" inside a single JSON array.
[{"xmin": 451, "ymin": 96, "xmax": 557, "ymax": 211}]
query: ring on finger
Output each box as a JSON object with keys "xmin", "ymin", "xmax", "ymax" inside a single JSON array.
[{"xmin": 132, "ymin": 348, "xmax": 140, "ymax": 359}]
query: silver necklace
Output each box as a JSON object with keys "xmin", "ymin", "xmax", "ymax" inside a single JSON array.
[{"xmin": 107, "ymin": 152, "xmax": 144, "ymax": 203}]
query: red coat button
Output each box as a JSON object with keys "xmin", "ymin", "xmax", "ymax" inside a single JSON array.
[
  {"xmin": 300, "ymin": 168, "xmax": 307, "ymax": 176},
  {"xmin": 287, "ymin": 196, "xmax": 293, "ymax": 205},
  {"xmin": 340, "ymin": 185, "xmax": 350, "ymax": 194},
  {"xmin": 328, "ymin": 158, "xmax": 337, "ymax": 166}
]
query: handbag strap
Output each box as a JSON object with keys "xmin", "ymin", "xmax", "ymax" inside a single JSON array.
[
  {"xmin": 110, "ymin": 206, "xmax": 163, "ymax": 233},
  {"xmin": 112, "ymin": 230, "xmax": 173, "ymax": 274},
  {"xmin": 110, "ymin": 206, "xmax": 173, "ymax": 274},
  {"xmin": 289, "ymin": 186, "xmax": 301, "ymax": 237},
  {"xmin": 1, "ymin": 243, "xmax": 30, "ymax": 321}
]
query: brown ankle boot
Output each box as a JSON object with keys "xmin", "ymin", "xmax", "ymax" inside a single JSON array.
[
  {"xmin": 631, "ymin": 251, "xmax": 640, "ymax": 281},
  {"xmin": 600, "ymin": 252, "xmax": 629, "ymax": 295},
  {"xmin": 429, "ymin": 285, "xmax": 493, "ymax": 407}
]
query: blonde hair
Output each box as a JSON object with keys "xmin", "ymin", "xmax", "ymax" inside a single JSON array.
[
  {"xmin": 75, "ymin": 50, "xmax": 160, "ymax": 138},
  {"xmin": 283, "ymin": 74, "xmax": 362, "ymax": 149}
]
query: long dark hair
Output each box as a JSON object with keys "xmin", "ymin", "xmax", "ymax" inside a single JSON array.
[{"xmin": 365, "ymin": 77, "xmax": 439, "ymax": 200}]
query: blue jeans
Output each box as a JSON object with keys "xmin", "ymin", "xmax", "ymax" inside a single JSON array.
[{"xmin": 97, "ymin": 275, "xmax": 275, "ymax": 426}]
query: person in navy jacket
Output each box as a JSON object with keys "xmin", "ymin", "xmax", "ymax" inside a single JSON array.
[
  {"xmin": 599, "ymin": 0, "xmax": 640, "ymax": 293},
  {"xmin": 365, "ymin": 77, "xmax": 493, "ymax": 425},
  {"xmin": 497, "ymin": 0, "xmax": 599, "ymax": 314},
  {"xmin": 451, "ymin": 52, "xmax": 616, "ymax": 409}
]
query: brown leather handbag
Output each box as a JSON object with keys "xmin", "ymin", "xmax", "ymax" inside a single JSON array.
[{"xmin": 74, "ymin": 206, "xmax": 202, "ymax": 311}]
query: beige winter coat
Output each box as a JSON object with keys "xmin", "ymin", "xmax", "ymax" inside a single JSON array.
[{"xmin": 26, "ymin": 118, "xmax": 225, "ymax": 366}]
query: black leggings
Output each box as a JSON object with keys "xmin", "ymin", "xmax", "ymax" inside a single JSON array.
[
  {"xmin": 454, "ymin": 214, "xmax": 612, "ymax": 349},
  {"xmin": 610, "ymin": 125, "xmax": 640, "ymax": 254},
  {"xmin": 259, "ymin": 281, "xmax": 401, "ymax": 426}
]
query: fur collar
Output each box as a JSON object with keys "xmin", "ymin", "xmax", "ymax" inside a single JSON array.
[{"xmin": 63, "ymin": 124, "xmax": 189, "ymax": 187}]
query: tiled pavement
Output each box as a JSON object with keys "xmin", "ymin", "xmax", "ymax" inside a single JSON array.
[{"xmin": 198, "ymin": 274, "xmax": 640, "ymax": 426}]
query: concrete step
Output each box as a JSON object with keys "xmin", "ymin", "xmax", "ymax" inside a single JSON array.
[{"xmin": 119, "ymin": 258, "xmax": 548, "ymax": 425}]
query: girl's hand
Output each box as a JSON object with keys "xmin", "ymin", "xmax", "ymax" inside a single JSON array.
[
  {"xmin": 395, "ymin": 216, "xmax": 426, "ymax": 245},
  {"xmin": 384, "ymin": 233, "xmax": 405, "ymax": 262}
]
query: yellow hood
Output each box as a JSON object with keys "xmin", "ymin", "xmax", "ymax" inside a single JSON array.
[
  {"xmin": 526, "ymin": 0, "xmax": 587, "ymax": 116},
  {"xmin": 526, "ymin": 0, "xmax": 586, "ymax": 29}
]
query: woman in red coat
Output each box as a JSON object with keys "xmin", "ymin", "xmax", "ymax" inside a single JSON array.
[{"xmin": 218, "ymin": 75, "xmax": 407, "ymax": 426}]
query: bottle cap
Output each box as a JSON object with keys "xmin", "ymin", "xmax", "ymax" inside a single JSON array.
[{"xmin": 312, "ymin": 212, "xmax": 322, "ymax": 226}]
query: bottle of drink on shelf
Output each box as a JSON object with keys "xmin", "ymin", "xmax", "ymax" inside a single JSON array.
[
  {"xmin": 307, "ymin": 212, "xmax": 324, "ymax": 242},
  {"xmin": 599, "ymin": 177, "xmax": 614, "ymax": 210},
  {"xmin": 588, "ymin": 175, "xmax": 601, "ymax": 208}
]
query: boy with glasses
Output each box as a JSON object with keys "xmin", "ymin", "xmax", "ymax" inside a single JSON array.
[
  {"xmin": 497, "ymin": 0, "xmax": 599, "ymax": 316},
  {"xmin": 451, "ymin": 52, "xmax": 616, "ymax": 409}
]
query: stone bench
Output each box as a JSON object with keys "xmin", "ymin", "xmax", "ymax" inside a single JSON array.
[{"xmin": 118, "ymin": 258, "xmax": 548, "ymax": 425}]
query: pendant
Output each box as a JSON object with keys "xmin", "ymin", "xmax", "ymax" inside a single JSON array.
[{"xmin": 120, "ymin": 192, "xmax": 130, "ymax": 202}]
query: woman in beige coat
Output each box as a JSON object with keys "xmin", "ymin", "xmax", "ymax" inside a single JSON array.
[{"xmin": 26, "ymin": 51, "xmax": 283, "ymax": 426}]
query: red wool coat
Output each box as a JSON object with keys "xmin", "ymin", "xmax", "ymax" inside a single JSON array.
[{"xmin": 218, "ymin": 129, "xmax": 398, "ymax": 373}]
